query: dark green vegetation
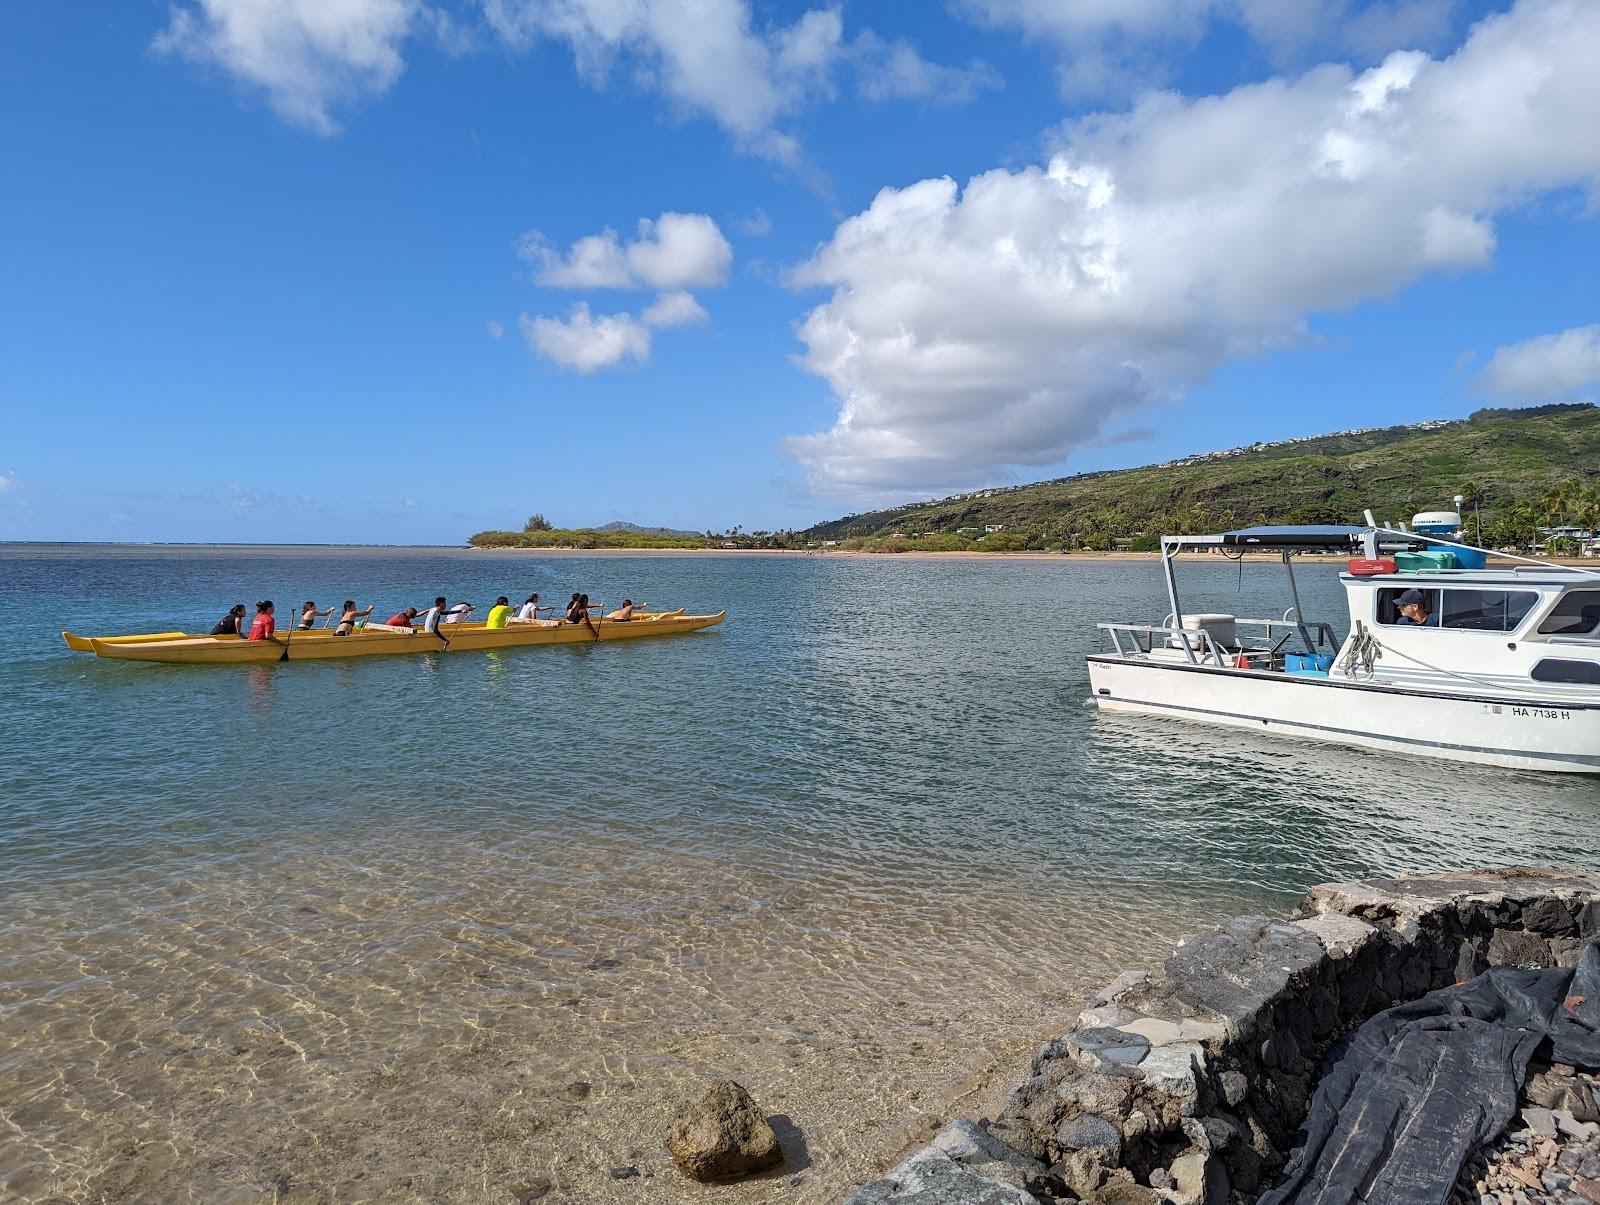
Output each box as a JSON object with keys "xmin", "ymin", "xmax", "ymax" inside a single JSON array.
[
  {"xmin": 469, "ymin": 527, "xmax": 712, "ymax": 550},
  {"xmin": 469, "ymin": 404, "xmax": 1600, "ymax": 552},
  {"xmin": 470, "ymin": 515, "xmax": 717, "ymax": 549},
  {"xmin": 802, "ymin": 404, "xmax": 1600, "ymax": 551}
]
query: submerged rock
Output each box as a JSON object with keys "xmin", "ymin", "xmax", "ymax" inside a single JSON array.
[{"xmin": 664, "ymin": 1080, "xmax": 783, "ymax": 1182}]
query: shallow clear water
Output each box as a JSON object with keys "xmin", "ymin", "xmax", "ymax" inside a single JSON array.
[{"xmin": 2, "ymin": 546, "xmax": 1597, "ymax": 1202}]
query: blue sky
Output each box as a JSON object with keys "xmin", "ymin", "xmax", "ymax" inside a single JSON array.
[{"xmin": 2, "ymin": 0, "xmax": 1597, "ymax": 543}]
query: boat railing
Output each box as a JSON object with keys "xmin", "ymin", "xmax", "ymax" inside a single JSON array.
[
  {"xmin": 1099, "ymin": 617, "xmax": 1339, "ymax": 666},
  {"xmin": 1098, "ymin": 622, "xmax": 1234, "ymax": 667},
  {"xmin": 1233, "ymin": 617, "xmax": 1341, "ymax": 650}
]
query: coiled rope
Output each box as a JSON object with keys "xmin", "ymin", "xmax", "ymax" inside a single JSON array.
[{"xmin": 1340, "ymin": 624, "xmax": 1585, "ymax": 701}]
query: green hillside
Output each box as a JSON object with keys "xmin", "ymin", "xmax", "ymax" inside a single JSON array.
[{"xmin": 804, "ymin": 404, "xmax": 1600, "ymax": 548}]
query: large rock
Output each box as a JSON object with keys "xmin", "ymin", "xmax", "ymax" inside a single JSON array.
[
  {"xmin": 844, "ymin": 1148, "xmax": 1038, "ymax": 1205},
  {"xmin": 1161, "ymin": 917, "xmax": 1326, "ymax": 1040},
  {"xmin": 664, "ymin": 1081, "xmax": 783, "ymax": 1182},
  {"xmin": 845, "ymin": 1119, "xmax": 1050, "ymax": 1204}
]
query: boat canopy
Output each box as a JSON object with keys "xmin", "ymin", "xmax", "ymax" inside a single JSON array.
[{"xmin": 1161, "ymin": 525, "xmax": 1394, "ymax": 552}]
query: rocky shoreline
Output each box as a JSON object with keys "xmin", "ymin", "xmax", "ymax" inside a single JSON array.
[
  {"xmin": 1452, "ymin": 1059, "xmax": 1600, "ymax": 1205},
  {"xmin": 845, "ymin": 868, "xmax": 1600, "ymax": 1205}
]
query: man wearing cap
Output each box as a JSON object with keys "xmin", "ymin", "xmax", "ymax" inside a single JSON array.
[{"xmin": 1395, "ymin": 588, "xmax": 1439, "ymax": 626}]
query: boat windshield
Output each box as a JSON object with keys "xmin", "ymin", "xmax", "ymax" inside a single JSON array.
[{"xmin": 1537, "ymin": 589, "xmax": 1600, "ymax": 637}]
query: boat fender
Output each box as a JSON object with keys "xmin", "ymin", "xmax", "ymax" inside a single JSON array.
[
  {"xmin": 1347, "ymin": 558, "xmax": 1398, "ymax": 576},
  {"xmin": 1233, "ymin": 653, "xmax": 1251, "ymax": 670}
]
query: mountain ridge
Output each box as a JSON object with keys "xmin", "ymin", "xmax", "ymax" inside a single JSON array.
[{"xmin": 803, "ymin": 403, "xmax": 1600, "ymax": 544}]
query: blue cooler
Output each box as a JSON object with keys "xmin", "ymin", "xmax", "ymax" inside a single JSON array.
[
  {"xmin": 1413, "ymin": 510, "xmax": 1484, "ymax": 568},
  {"xmin": 1286, "ymin": 653, "xmax": 1334, "ymax": 676}
]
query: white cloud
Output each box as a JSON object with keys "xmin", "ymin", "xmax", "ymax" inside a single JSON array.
[
  {"xmin": 153, "ymin": 0, "xmax": 418, "ymax": 134},
  {"xmin": 735, "ymin": 208, "xmax": 773, "ymax": 236},
  {"xmin": 519, "ymin": 212, "xmax": 732, "ymax": 290},
  {"xmin": 786, "ymin": 0, "xmax": 1600, "ymax": 496},
  {"xmin": 642, "ymin": 290, "xmax": 709, "ymax": 328},
  {"xmin": 481, "ymin": 0, "xmax": 831, "ymax": 158},
  {"xmin": 486, "ymin": 319, "xmax": 505, "ymax": 339},
  {"xmin": 518, "ymin": 230, "xmax": 634, "ymax": 288},
  {"xmin": 955, "ymin": 0, "xmax": 1217, "ymax": 48},
  {"xmin": 0, "ymin": 471, "xmax": 19, "ymax": 493},
  {"xmin": 1338, "ymin": 0, "xmax": 1459, "ymax": 59},
  {"xmin": 626, "ymin": 213, "xmax": 734, "ymax": 288},
  {"xmin": 520, "ymin": 304, "xmax": 651, "ymax": 373},
  {"xmin": 158, "ymin": 0, "xmax": 989, "ymax": 158},
  {"xmin": 512, "ymin": 213, "xmax": 726, "ymax": 372},
  {"xmin": 959, "ymin": 0, "xmax": 1462, "ymax": 94},
  {"xmin": 852, "ymin": 32, "xmax": 1001, "ymax": 104},
  {"xmin": 1474, "ymin": 325, "xmax": 1600, "ymax": 400}
]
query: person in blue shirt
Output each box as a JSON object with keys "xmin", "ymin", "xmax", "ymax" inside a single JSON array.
[{"xmin": 1396, "ymin": 588, "xmax": 1439, "ymax": 626}]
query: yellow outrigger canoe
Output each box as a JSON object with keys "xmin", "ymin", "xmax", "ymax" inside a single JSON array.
[{"xmin": 63, "ymin": 610, "xmax": 724, "ymax": 665}]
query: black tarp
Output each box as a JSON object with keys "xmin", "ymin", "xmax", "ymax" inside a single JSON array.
[{"xmin": 1260, "ymin": 942, "xmax": 1600, "ymax": 1205}]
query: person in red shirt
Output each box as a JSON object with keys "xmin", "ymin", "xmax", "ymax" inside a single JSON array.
[
  {"xmin": 384, "ymin": 607, "xmax": 418, "ymax": 628},
  {"xmin": 247, "ymin": 600, "xmax": 278, "ymax": 641}
]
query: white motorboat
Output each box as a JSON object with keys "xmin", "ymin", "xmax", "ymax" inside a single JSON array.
[{"xmin": 1087, "ymin": 517, "xmax": 1600, "ymax": 773}]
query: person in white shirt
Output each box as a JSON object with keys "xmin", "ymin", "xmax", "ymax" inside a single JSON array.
[
  {"xmin": 414, "ymin": 596, "xmax": 447, "ymax": 635},
  {"xmin": 441, "ymin": 601, "xmax": 475, "ymax": 625},
  {"xmin": 513, "ymin": 592, "xmax": 553, "ymax": 624}
]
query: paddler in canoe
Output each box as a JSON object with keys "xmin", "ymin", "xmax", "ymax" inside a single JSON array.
[
  {"xmin": 484, "ymin": 597, "xmax": 514, "ymax": 629},
  {"xmin": 368, "ymin": 606, "xmax": 421, "ymax": 633},
  {"xmin": 512, "ymin": 592, "xmax": 555, "ymax": 624},
  {"xmin": 246, "ymin": 601, "xmax": 280, "ymax": 643},
  {"xmin": 565, "ymin": 593, "xmax": 600, "ymax": 638},
  {"xmin": 333, "ymin": 601, "xmax": 373, "ymax": 635},
  {"xmin": 211, "ymin": 604, "xmax": 247, "ymax": 636},
  {"xmin": 297, "ymin": 601, "xmax": 334, "ymax": 630}
]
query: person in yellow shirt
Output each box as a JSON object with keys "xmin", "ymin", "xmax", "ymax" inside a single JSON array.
[{"xmin": 484, "ymin": 596, "xmax": 513, "ymax": 629}]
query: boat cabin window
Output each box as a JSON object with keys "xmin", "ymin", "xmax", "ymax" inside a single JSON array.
[
  {"xmin": 1535, "ymin": 589, "xmax": 1600, "ymax": 636},
  {"xmin": 1532, "ymin": 658, "xmax": 1600, "ymax": 684},
  {"xmin": 1377, "ymin": 587, "xmax": 1538, "ymax": 632}
]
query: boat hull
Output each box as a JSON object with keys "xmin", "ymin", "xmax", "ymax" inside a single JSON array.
[
  {"xmin": 77, "ymin": 612, "xmax": 726, "ymax": 665},
  {"xmin": 1086, "ymin": 654, "xmax": 1600, "ymax": 774},
  {"xmin": 63, "ymin": 631, "xmax": 189, "ymax": 653}
]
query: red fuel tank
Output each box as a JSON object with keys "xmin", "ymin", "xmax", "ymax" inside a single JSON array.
[{"xmin": 1347, "ymin": 558, "xmax": 1398, "ymax": 576}]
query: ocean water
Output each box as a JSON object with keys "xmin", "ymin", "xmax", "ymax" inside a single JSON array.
[{"xmin": 2, "ymin": 545, "xmax": 1597, "ymax": 1203}]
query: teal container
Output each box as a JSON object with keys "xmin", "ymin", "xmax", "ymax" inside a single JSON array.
[
  {"xmin": 1286, "ymin": 653, "xmax": 1334, "ymax": 676},
  {"xmin": 1395, "ymin": 550, "xmax": 1458, "ymax": 572},
  {"xmin": 1453, "ymin": 547, "xmax": 1487, "ymax": 569}
]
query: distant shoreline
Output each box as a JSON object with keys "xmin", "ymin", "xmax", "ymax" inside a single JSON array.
[
  {"xmin": 474, "ymin": 547, "xmax": 1327, "ymax": 562},
  {"xmin": 6, "ymin": 542, "xmax": 1581, "ymax": 567}
]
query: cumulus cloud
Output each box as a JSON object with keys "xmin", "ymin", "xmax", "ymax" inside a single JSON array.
[
  {"xmin": 514, "ymin": 212, "xmax": 726, "ymax": 371},
  {"xmin": 520, "ymin": 304, "xmax": 651, "ymax": 373},
  {"xmin": 486, "ymin": 319, "xmax": 504, "ymax": 339},
  {"xmin": 786, "ymin": 0, "xmax": 1600, "ymax": 496},
  {"xmin": 958, "ymin": 0, "xmax": 1462, "ymax": 94},
  {"xmin": 0, "ymin": 471, "xmax": 19, "ymax": 493},
  {"xmin": 852, "ymin": 32, "xmax": 1001, "ymax": 104},
  {"xmin": 519, "ymin": 213, "xmax": 732, "ymax": 290},
  {"xmin": 1474, "ymin": 325, "xmax": 1600, "ymax": 400},
  {"xmin": 156, "ymin": 1, "xmax": 991, "ymax": 157},
  {"xmin": 487, "ymin": 2, "xmax": 999, "ymax": 158},
  {"xmin": 625, "ymin": 214, "xmax": 734, "ymax": 288},
  {"xmin": 153, "ymin": 0, "xmax": 418, "ymax": 133},
  {"xmin": 641, "ymin": 290, "xmax": 709, "ymax": 328}
]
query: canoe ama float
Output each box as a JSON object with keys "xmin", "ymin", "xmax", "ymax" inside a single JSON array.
[{"xmin": 63, "ymin": 610, "xmax": 724, "ymax": 665}]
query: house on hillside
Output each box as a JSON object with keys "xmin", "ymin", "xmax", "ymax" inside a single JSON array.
[{"xmin": 985, "ymin": 524, "xmax": 1006, "ymax": 533}]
